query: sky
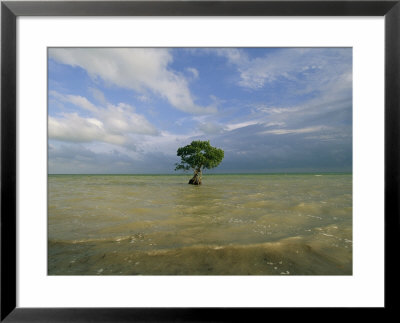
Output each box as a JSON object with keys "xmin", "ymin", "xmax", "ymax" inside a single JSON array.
[{"xmin": 48, "ymin": 47, "xmax": 352, "ymax": 174}]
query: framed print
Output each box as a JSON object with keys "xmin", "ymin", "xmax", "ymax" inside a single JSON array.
[{"xmin": 1, "ymin": 0, "xmax": 399, "ymax": 321}]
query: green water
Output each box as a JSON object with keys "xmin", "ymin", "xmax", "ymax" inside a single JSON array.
[{"xmin": 48, "ymin": 174, "xmax": 352, "ymax": 275}]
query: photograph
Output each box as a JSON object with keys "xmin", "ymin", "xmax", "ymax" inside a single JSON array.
[
  {"xmin": 2, "ymin": 0, "xmax": 398, "ymax": 319},
  {"xmin": 47, "ymin": 47, "xmax": 353, "ymax": 276}
]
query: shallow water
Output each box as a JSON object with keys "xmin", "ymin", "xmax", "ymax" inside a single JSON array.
[{"xmin": 48, "ymin": 174, "xmax": 352, "ymax": 275}]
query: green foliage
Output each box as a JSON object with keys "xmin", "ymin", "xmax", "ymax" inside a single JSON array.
[{"xmin": 175, "ymin": 140, "xmax": 224, "ymax": 171}]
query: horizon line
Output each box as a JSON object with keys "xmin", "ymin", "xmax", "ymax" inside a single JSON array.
[{"xmin": 48, "ymin": 171, "xmax": 352, "ymax": 176}]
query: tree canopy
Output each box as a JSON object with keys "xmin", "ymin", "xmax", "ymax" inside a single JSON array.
[{"xmin": 175, "ymin": 140, "xmax": 224, "ymax": 172}]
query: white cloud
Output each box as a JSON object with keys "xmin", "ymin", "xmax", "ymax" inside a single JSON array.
[
  {"xmin": 260, "ymin": 125, "xmax": 328, "ymax": 135},
  {"xmin": 265, "ymin": 122, "xmax": 286, "ymax": 127},
  {"xmin": 214, "ymin": 48, "xmax": 248, "ymax": 65},
  {"xmin": 187, "ymin": 48, "xmax": 248, "ymax": 66},
  {"xmin": 89, "ymin": 87, "xmax": 107, "ymax": 105},
  {"xmin": 49, "ymin": 92, "xmax": 158, "ymax": 146},
  {"xmin": 49, "ymin": 113, "xmax": 126, "ymax": 145},
  {"xmin": 65, "ymin": 94, "xmax": 98, "ymax": 113},
  {"xmin": 217, "ymin": 48, "xmax": 351, "ymax": 93},
  {"xmin": 136, "ymin": 94, "xmax": 152, "ymax": 103},
  {"xmin": 225, "ymin": 120, "xmax": 260, "ymax": 131},
  {"xmin": 186, "ymin": 67, "xmax": 199, "ymax": 79},
  {"xmin": 49, "ymin": 48, "xmax": 216, "ymax": 115},
  {"xmin": 253, "ymin": 104, "xmax": 300, "ymax": 115}
]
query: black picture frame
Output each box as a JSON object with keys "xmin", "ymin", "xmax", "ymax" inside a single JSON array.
[{"xmin": 1, "ymin": 1, "xmax": 399, "ymax": 321}]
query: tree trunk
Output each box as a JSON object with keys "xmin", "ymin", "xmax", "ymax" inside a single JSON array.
[{"xmin": 188, "ymin": 168, "xmax": 202, "ymax": 185}]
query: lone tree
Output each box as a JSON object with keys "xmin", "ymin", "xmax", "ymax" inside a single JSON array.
[{"xmin": 175, "ymin": 140, "xmax": 224, "ymax": 185}]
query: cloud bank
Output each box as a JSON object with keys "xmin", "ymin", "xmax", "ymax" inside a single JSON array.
[{"xmin": 49, "ymin": 48, "xmax": 216, "ymax": 115}]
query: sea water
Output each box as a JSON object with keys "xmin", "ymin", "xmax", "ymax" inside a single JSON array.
[{"xmin": 48, "ymin": 174, "xmax": 352, "ymax": 275}]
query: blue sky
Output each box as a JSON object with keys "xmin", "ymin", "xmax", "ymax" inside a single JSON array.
[{"xmin": 48, "ymin": 47, "xmax": 352, "ymax": 174}]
